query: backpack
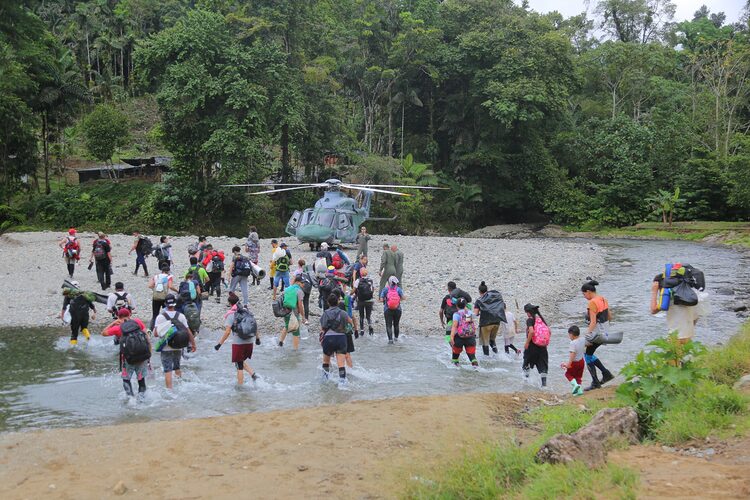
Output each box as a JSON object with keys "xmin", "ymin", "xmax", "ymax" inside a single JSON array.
[
  {"xmin": 138, "ymin": 237, "xmax": 154, "ymax": 256},
  {"xmin": 531, "ymin": 316, "xmax": 551, "ymax": 347},
  {"xmin": 283, "ymin": 286, "xmax": 299, "ymax": 310},
  {"xmin": 71, "ymin": 294, "xmax": 91, "ymax": 317},
  {"xmin": 386, "ymin": 286, "xmax": 401, "ymax": 310},
  {"xmin": 183, "ymin": 302, "xmax": 201, "ymax": 333},
  {"xmin": 64, "ymin": 237, "xmax": 79, "ymax": 259},
  {"xmin": 298, "ymin": 273, "xmax": 313, "ymax": 295},
  {"xmin": 232, "ymin": 307, "xmax": 257, "ymax": 340},
  {"xmin": 234, "ymin": 256, "xmax": 252, "ymax": 277},
  {"xmin": 120, "ymin": 320, "xmax": 151, "ymax": 364},
  {"xmin": 153, "ymin": 245, "xmax": 165, "ymax": 262},
  {"xmin": 332, "ymin": 252, "xmax": 343, "ymax": 269},
  {"xmin": 455, "ymin": 309, "xmax": 476, "ymax": 338},
  {"xmin": 93, "ymin": 239, "xmax": 108, "ymax": 260},
  {"xmin": 187, "ymin": 242, "xmax": 199, "ymax": 255},
  {"xmin": 164, "ymin": 312, "xmax": 190, "ymax": 349},
  {"xmin": 113, "ymin": 292, "xmax": 131, "ymax": 311},
  {"xmin": 210, "ymin": 254, "xmax": 225, "ymax": 272},
  {"xmin": 276, "ymin": 254, "xmax": 290, "ymax": 273},
  {"xmin": 179, "ymin": 280, "xmax": 197, "ymax": 302},
  {"xmin": 153, "ymin": 274, "xmax": 169, "ymax": 300},
  {"xmin": 188, "ymin": 265, "xmax": 204, "ymax": 284},
  {"xmin": 314, "ymin": 256, "xmax": 328, "ymax": 277},
  {"xmin": 357, "ymin": 277, "xmax": 374, "ymax": 301},
  {"xmin": 272, "ymin": 295, "xmax": 292, "ymax": 317}
]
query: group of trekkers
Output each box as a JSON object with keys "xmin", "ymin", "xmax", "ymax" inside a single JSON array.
[{"xmin": 57, "ymin": 227, "xmax": 706, "ymax": 398}]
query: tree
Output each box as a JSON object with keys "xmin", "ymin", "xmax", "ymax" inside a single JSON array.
[
  {"xmin": 646, "ymin": 187, "xmax": 681, "ymax": 226},
  {"xmin": 81, "ymin": 104, "xmax": 129, "ymax": 178},
  {"xmin": 595, "ymin": 0, "xmax": 676, "ymax": 43}
]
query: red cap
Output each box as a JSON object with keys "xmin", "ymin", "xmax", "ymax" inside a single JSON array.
[
  {"xmin": 117, "ymin": 308, "xmax": 132, "ymax": 318},
  {"xmin": 68, "ymin": 228, "xmax": 76, "ymax": 235}
]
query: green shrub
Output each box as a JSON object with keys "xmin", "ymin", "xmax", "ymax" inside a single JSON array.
[
  {"xmin": 701, "ymin": 323, "xmax": 750, "ymax": 386},
  {"xmin": 524, "ymin": 399, "xmax": 613, "ymax": 440}
]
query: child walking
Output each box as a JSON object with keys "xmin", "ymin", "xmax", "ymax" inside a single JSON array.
[
  {"xmin": 562, "ymin": 325, "xmax": 585, "ymax": 396},
  {"xmin": 522, "ymin": 303, "xmax": 550, "ymax": 387}
]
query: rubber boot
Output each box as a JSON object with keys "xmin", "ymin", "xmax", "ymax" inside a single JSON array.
[
  {"xmin": 584, "ymin": 363, "xmax": 601, "ymax": 391},
  {"xmin": 82, "ymin": 328, "xmax": 90, "ymax": 340},
  {"xmin": 541, "ymin": 375, "xmax": 547, "ymax": 387},
  {"xmin": 490, "ymin": 341, "xmax": 498, "ymax": 354},
  {"xmin": 482, "ymin": 345, "xmax": 490, "ymax": 356},
  {"xmin": 593, "ymin": 359, "xmax": 614, "ymax": 384},
  {"xmin": 123, "ymin": 379, "xmax": 134, "ymax": 396}
]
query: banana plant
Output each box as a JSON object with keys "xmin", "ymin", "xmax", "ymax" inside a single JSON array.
[{"xmin": 646, "ymin": 187, "xmax": 682, "ymax": 227}]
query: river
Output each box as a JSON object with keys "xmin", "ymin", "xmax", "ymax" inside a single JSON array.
[{"xmin": 0, "ymin": 239, "xmax": 747, "ymax": 433}]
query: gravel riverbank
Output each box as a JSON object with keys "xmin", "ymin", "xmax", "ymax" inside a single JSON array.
[{"xmin": 0, "ymin": 231, "xmax": 605, "ymax": 332}]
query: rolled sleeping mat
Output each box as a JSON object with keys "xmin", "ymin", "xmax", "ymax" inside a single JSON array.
[
  {"xmin": 250, "ymin": 262, "xmax": 266, "ymax": 280},
  {"xmin": 61, "ymin": 279, "xmax": 109, "ymax": 305},
  {"xmin": 587, "ymin": 330, "xmax": 624, "ymax": 345}
]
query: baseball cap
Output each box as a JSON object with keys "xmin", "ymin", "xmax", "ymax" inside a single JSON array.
[
  {"xmin": 320, "ymin": 242, "xmax": 328, "ymax": 249},
  {"xmin": 117, "ymin": 308, "xmax": 131, "ymax": 318},
  {"xmin": 280, "ymin": 242, "xmax": 287, "ymax": 248},
  {"xmin": 164, "ymin": 294, "xmax": 177, "ymax": 307},
  {"xmin": 68, "ymin": 228, "xmax": 76, "ymax": 235}
]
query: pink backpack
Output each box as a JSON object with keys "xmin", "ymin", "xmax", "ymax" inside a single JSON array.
[
  {"xmin": 531, "ymin": 316, "xmax": 551, "ymax": 347},
  {"xmin": 455, "ymin": 310, "xmax": 476, "ymax": 338},
  {"xmin": 386, "ymin": 286, "xmax": 401, "ymax": 310}
]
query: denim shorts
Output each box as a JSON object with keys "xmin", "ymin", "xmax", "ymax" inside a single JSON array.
[{"xmin": 160, "ymin": 350, "xmax": 182, "ymax": 372}]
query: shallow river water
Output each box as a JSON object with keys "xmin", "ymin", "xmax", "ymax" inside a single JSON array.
[{"xmin": 1, "ymin": 239, "xmax": 748, "ymax": 433}]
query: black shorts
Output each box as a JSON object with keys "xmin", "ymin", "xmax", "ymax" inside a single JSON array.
[
  {"xmin": 523, "ymin": 343, "xmax": 549, "ymax": 374},
  {"xmin": 322, "ymin": 335, "xmax": 347, "ymax": 356},
  {"xmin": 346, "ymin": 332, "xmax": 355, "ymax": 353},
  {"xmin": 453, "ymin": 336, "xmax": 476, "ymax": 348}
]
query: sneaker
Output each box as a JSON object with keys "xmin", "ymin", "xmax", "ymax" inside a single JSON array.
[
  {"xmin": 388, "ymin": 339, "xmax": 394, "ymax": 345},
  {"xmin": 573, "ymin": 385, "xmax": 584, "ymax": 396},
  {"xmin": 82, "ymin": 328, "xmax": 90, "ymax": 340},
  {"xmin": 251, "ymin": 373, "xmax": 259, "ymax": 381},
  {"xmin": 69, "ymin": 339, "xmax": 77, "ymax": 346},
  {"xmin": 338, "ymin": 377, "xmax": 348, "ymax": 386},
  {"xmin": 278, "ymin": 341, "xmax": 284, "ymax": 347},
  {"xmin": 584, "ymin": 383, "xmax": 601, "ymax": 392},
  {"xmin": 368, "ymin": 327, "xmax": 374, "ymax": 336},
  {"xmin": 215, "ymin": 298, "xmax": 221, "ymax": 303},
  {"xmin": 601, "ymin": 372, "xmax": 614, "ymax": 385},
  {"xmin": 523, "ymin": 368, "xmax": 530, "ymax": 378}
]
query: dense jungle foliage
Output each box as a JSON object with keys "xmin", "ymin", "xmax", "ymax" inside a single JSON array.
[{"xmin": 2, "ymin": 1, "xmax": 750, "ymax": 234}]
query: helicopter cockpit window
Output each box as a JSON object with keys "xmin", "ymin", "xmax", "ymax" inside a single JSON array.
[
  {"xmin": 301, "ymin": 209, "xmax": 313, "ymax": 226},
  {"xmin": 337, "ymin": 213, "xmax": 350, "ymax": 230},
  {"xmin": 315, "ymin": 211, "xmax": 335, "ymax": 228}
]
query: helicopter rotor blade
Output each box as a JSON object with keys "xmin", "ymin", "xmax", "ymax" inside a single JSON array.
[
  {"xmin": 246, "ymin": 185, "xmax": 327, "ymax": 195},
  {"xmin": 339, "ymin": 184, "xmax": 413, "ymax": 197},
  {"xmin": 222, "ymin": 183, "xmax": 318, "ymax": 188},
  {"xmin": 348, "ymin": 184, "xmax": 447, "ymax": 190}
]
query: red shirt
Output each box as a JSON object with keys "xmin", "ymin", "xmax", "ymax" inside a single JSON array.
[
  {"xmin": 202, "ymin": 250, "xmax": 225, "ymax": 268},
  {"xmin": 104, "ymin": 318, "xmax": 147, "ymax": 338}
]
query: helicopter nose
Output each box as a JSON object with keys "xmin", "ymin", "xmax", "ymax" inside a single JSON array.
[{"xmin": 296, "ymin": 224, "xmax": 333, "ymax": 242}]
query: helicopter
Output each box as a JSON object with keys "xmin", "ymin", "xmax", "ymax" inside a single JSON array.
[{"xmin": 223, "ymin": 178, "xmax": 442, "ymax": 250}]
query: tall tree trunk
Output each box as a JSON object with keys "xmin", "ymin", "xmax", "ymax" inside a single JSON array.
[
  {"xmin": 281, "ymin": 123, "xmax": 290, "ymax": 184},
  {"xmin": 85, "ymin": 30, "xmax": 92, "ymax": 85},
  {"xmin": 387, "ymin": 88, "xmax": 393, "ymax": 157},
  {"xmin": 43, "ymin": 112, "xmax": 50, "ymax": 194},
  {"xmin": 400, "ymin": 101, "xmax": 405, "ymax": 163}
]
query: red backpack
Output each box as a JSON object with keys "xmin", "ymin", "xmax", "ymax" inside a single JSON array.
[
  {"xmin": 386, "ymin": 286, "xmax": 401, "ymax": 310},
  {"xmin": 63, "ymin": 237, "xmax": 80, "ymax": 260},
  {"xmin": 531, "ymin": 316, "xmax": 551, "ymax": 347},
  {"xmin": 332, "ymin": 252, "xmax": 343, "ymax": 269}
]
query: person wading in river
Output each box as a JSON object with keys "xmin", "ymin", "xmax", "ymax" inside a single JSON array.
[{"xmin": 581, "ymin": 280, "xmax": 614, "ymax": 391}]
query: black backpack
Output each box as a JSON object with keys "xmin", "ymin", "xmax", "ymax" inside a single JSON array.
[
  {"xmin": 211, "ymin": 254, "xmax": 225, "ymax": 272},
  {"xmin": 272, "ymin": 295, "xmax": 292, "ymax": 318},
  {"xmin": 120, "ymin": 319, "xmax": 151, "ymax": 364},
  {"xmin": 71, "ymin": 294, "xmax": 91, "ymax": 316},
  {"xmin": 163, "ymin": 312, "xmax": 190, "ymax": 349},
  {"xmin": 234, "ymin": 256, "xmax": 252, "ymax": 277},
  {"xmin": 356, "ymin": 277, "xmax": 374, "ymax": 301},
  {"xmin": 232, "ymin": 307, "xmax": 258, "ymax": 339},
  {"xmin": 93, "ymin": 239, "xmax": 108, "ymax": 260},
  {"xmin": 113, "ymin": 292, "xmax": 131, "ymax": 311},
  {"xmin": 298, "ymin": 273, "xmax": 313, "ymax": 295},
  {"xmin": 153, "ymin": 245, "xmax": 165, "ymax": 261},
  {"xmin": 138, "ymin": 237, "xmax": 154, "ymax": 256}
]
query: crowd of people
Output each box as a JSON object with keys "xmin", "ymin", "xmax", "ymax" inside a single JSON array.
[{"xmin": 57, "ymin": 227, "xmax": 704, "ymax": 399}]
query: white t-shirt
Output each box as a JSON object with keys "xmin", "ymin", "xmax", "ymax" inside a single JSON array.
[
  {"xmin": 569, "ymin": 336, "xmax": 586, "ymax": 362},
  {"xmin": 106, "ymin": 291, "xmax": 135, "ymax": 312},
  {"xmin": 154, "ymin": 309, "xmax": 189, "ymax": 351},
  {"xmin": 501, "ymin": 311, "xmax": 516, "ymax": 338},
  {"xmin": 666, "ymin": 304, "xmax": 699, "ymax": 340}
]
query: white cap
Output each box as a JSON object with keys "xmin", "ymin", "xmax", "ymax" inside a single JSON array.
[
  {"xmin": 389, "ymin": 276, "xmax": 399, "ymax": 285},
  {"xmin": 321, "ymin": 242, "xmax": 328, "ymax": 249}
]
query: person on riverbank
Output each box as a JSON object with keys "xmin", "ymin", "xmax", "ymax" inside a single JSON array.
[
  {"xmin": 106, "ymin": 281, "xmax": 135, "ymax": 321},
  {"xmin": 202, "ymin": 244, "xmax": 225, "ymax": 303},
  {"xmin": 215, "ymin": 293, "xmax": 260, "ymax": 385},
  {"xmin": 450, "ymin": 297, "xmax": 478, "ymax": 368},
  {"xmin": 379, "ymin": 244, "xmax": 396, "ymax": 291},
  {"xmin": 320, "ymin": 293, "xmax": 353, "ymax": 385},
  {"xmin": 128, "ymin": 231, "xmax": 151, "ymax": 277},
  {"xmin": 228, "ymin": 246, "xmax": 252, "ymax": 307},
  {"xmin": 503, "ymin": 308, "xmax": 520, "ymax": 356},
  {"xmin": 581, "ymin": 280, "xmax": 614, "ymax": 391},
  {"xmin": 561, "ymin": 325, "xmax": 585, "ymax": 396},
  {"xmin": 522, "ymin": 303, "xmax": 550, "ymax": 388},
  {"xmin": 244, "ymin": 226, "xmax": 261, "ymax": 285},
  {"xmin": 59, "ymin": 228, "xmax": 80, "ymax": 279},
  {"xmin": 90, "ymin": 232, "xmax": 112, "ymax": 290},
  {"xmin": 61, "ymin": 284, "xmax": 96, "ymax": 346},
  {"xmin": 473, "ymin": 282, "xmax": 506, "ymax": 356},
  {"xmin": 356, "ymin": 226, "xmax": 371, "ymax": 258},
  {"xmin": 272, "ymin": 242, "xmax": 291, "ymax": 300},
  {"xmin": 380, "ymin": 276, "xmax": 404, "ymax": 344},
  {"xmin": 278, "ymin": 275, "xmax": 304, "ymax": 349},
  {"xmin": 148, "ymin": 263, "xmax": 177, "ymax": 330},
  {"xmin": 353, "ymin": 268, "xmax": 375, "ymax": 336},
  {"xmin": 102, "ymin": 308, "xmax": 151, "ymax": 398},
  {"xmin": 392, "ymin": 244, "xmax": 404, "ymax": 287},
  {"xmin": 154, "ymin": 236, "xmax": 173, "ymax": 271},
  {"xmin": 153, "ymin": 294, "xmax": 196, "ymax": 389}
]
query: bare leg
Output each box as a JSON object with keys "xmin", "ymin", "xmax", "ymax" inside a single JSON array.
[
  {"xmin": 165, "ymin": 371, "xmax": 173, "ymax": 389},
  {"xmin": 292, "ymin": 335, "xmax": 300, "ymax": 350},
  {"xmin": 344, "ymin": 353, "xmax": 353, "ymax": 368}
]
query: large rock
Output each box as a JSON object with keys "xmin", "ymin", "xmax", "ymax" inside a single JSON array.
[
  {"xmin": 536, "ymin": 407, "xmax": 640, "ymax": 467},
  {"xmin": 733, "ymin": 374, "xmax": 750, "ymax": 393}
]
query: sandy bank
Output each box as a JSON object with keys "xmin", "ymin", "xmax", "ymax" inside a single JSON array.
[{"xmin": 0, "ymin": 232, "xmax": 604, "ymax": 331}]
